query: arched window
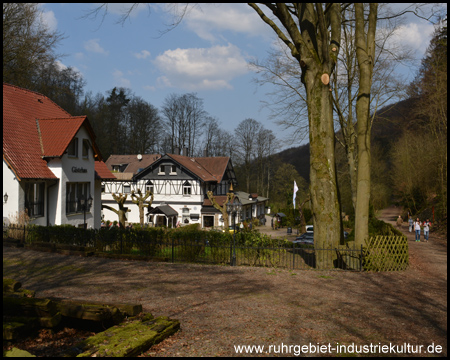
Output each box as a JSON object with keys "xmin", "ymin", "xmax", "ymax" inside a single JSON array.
[
  {"xmin": 146, "ymin": 180, "xmax": 154, "ymax": 194},
  {"xmin": 183, "ymin": 181, "xmax": 192, "ymax": 196}
]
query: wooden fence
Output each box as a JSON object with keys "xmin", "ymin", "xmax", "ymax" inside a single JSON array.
[{"xmin": 363, "ymin": 235, "xmax": 409, "ymax": 271}]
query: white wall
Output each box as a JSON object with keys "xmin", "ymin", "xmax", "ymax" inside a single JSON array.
[
  {"xmin": 101, "ymin": 179, "xmax": 205, "ymax": 227},
  {"xmin": 2, "ymin": 161, "xmax": 20, "ymax": 223}
]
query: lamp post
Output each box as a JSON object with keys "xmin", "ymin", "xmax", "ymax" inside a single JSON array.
[
  {"xmin": 227, "ymin": 197, "xmax": 242, "ymax": 267},
  {"xmin": 79, "ymin": 194, "xmax": 93, "ymax": 229}
]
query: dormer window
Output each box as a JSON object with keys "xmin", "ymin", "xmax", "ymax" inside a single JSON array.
[
  {"xmin": 158, "ymin": 165, "xmax": 165, "ymax": 175},
  {"xmin": 170, "ymin": 165, "xmax": 177, "ymax": 175},
  {"xmin": 67, "ymin": 137, "xmax": 78, "ymax": 157},
  {"xmin": 183, "ymin": 181, "xmax": 192, "ymax": 196}
]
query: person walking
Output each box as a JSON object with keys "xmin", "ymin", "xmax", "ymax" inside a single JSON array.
[
  {"xmin": 423, "ymin": 219, "xmax": 431, "ymax": 242},
  {"xmin": 408, "ymin": 216, "xmax": 414, "ymax": 233},
  {"xmin": 396, "ymin": 215, "xmax": 403, "ymax": 228},
  {"xmin": 414, "ymin": 218, "xmax": 421, "ymax": 242}
]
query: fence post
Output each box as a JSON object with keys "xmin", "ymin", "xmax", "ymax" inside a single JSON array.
[
  {"xmin": 171, "ymin": 236, "xmax": 174, "ymax": 263},
  {"xmin": 360, "ymin": 244, "xmax": 363, "ymax": 271},
  {"xmin": 23, "ymin": 224, "xmax": 26, "ymax": 245},
  {"xmin": 292, "ymin": 243, "xmax": 295, "ymax": 270}
]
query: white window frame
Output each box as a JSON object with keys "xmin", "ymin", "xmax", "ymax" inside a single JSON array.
[{"xmin": 183, "ymin": 181, "xmax": 192, "ymax": 196}]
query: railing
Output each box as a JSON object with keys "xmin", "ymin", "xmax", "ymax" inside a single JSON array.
[{"xmin": 4, "ymin": 225, "xmax": 366, "ymax": 271}]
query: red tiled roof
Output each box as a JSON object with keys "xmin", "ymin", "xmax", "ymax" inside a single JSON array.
[
  {"xmin": 105, "ymin": 154, "xmax": 161, "ymax": 174},
  {"xmin": 3, "ymin": 83, "xmax": 70, "ymax": 180},
  {"xmin": 95, "ymin": 161, "xmax": 116, "ymax": 180},
  {"xmin": 168, "ymin": 154, "xmax": 230, "ymax": 182},
  {"xmin": 38, "ymin": 116, "xmax": 87, "ymax": 157},
  {"xmin": 3, "ymin": 83, "xmax": 107, "ymax": 180},
  {"xmin": 203, "ymin": 196, "xmax": 229, "ymax": 207}
]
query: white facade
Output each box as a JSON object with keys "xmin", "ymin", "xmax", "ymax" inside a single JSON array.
[
  {"xmin": 3, "ymin": 125, "xmax": 103, "ymax": 229},
  {"xmin": 101, "ymin": 178, "xmax": 218, "ymax": 228}
]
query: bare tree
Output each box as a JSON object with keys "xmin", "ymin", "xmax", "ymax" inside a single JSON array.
[
  {"xmin": 248, "ymin": 4, "xmax": 343, "ymax": 265},
  {"xmin": 131, "ymin": 189, "xmax": 154, "ymax": 226},
  {"xmin": 162, "ymin": 93, "xmax": 207, "ymax": 156},
  {"xmin": 126, "ymin": 96, "xmax": 162, "ymax": 154},
  {"xmin": 102, "ymin": 193, "xmax": 131, "ymax": 228},
  {"xmin": 3, "ymin": 3, "xmax": 63, "ymax": 88},
  {"xmin": 234, "ymin": 118, "xmax": 262, "ymax": 193}
]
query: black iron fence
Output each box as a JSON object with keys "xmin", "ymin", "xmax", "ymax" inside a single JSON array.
[{"xmin": 3, "ymin": 224, "xmax": 367, "ymax": 271}]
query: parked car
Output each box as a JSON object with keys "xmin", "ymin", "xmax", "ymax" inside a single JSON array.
[
  {"xmin": 305, "ymin": 225, "xmax": 314, "ymax": 233},
  {"xmin": 293, "ymin": 232, "xmax": 314, "ymax": 245}
]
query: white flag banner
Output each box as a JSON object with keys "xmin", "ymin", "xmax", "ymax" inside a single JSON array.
[{"xmin": 293, "ymin": 181, "xmax": 299, "ymax": 209}]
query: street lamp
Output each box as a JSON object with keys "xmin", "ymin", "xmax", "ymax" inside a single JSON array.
[
  {"xmin": 79, "ymin": 194, "xmax": 93, "ymax": 229},
  {"xmin": 226, "ymin": 196, "xmax": 242, "ymax": 267}
]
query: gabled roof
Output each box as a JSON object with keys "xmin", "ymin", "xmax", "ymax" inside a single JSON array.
[
  {"xmin": 166, "ymin": 154, "xmax": 231, "ymax": 183},
  {"xmin": 3, "ymin": 83, "xmax": 111, "ymax": 180},
  {"xmin": 37, "ymin": 116, "xmax": 102, "ymax": 160},
  {"xmin": 3, "ymin": 83, "xmax": 69, "ymax": 180},
  {"xmin": 105, "ymin": 154, "xmax": 161, "ymax": 175},
  {"xmin": 95, "ymin": 161, "xmax": 116, "ymax": 180}
]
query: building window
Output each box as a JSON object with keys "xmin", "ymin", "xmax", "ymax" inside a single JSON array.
[
  {"xmin": 66, "ymin": 182, "xmax": 90, "ymax": 214},
  {"xmin": 170, "ymin": 165, "xmax": 177, "ymax": 175},
  {"xmin": 183, "ymin": 181, "xmax": 192, "ymax": 196},
  {"xmin": 25, "ymin": 182, "xmax": 45, "ymax": 217},
  {"xmin": 82, "ymin": 139, "xmax": 90, "ymax": 159},
  {"xmin": 182, "ymin": 207, "xmax": 190, "ymax": 224},
  {"xmin": 67, "ymin": 137, "xmax": 78, "ymax": 157},
  {"xmin": 145, "ymin": 181, "xmax": 154, "ymax": 194},
  {"xmin": 159, "ymin": 165, "xmax": 165, "ymax": 175},
  {"xmin": 123, "ymin": 184, "xmax": 131, "ymax": 193}
]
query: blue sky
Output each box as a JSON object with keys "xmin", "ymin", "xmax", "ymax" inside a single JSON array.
[{"xmin": 39, "ymin": 3, "xmax": 444, "ymax": 149}]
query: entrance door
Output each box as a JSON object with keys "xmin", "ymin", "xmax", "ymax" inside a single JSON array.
[{"xmin": 203, "ymin": 215, "xmax": 214, "ymax": 228}]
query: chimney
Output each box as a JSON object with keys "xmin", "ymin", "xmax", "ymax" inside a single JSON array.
[
  {"xmin": 174, "ymin": 146, "xmax": 180, "ymax": 155},
  {"xmin": 183, "ymin": 147, "xmax": 188, "ymax": 156},
  {"xmin": 203, "ymin": 149, "xmax": 208, "ymax": 157}
]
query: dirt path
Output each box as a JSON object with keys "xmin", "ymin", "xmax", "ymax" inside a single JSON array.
[
  {"xmin": 3, "ymin": 209, "xmax": 447, "ymax": 357},
  {"xmin": 379, "ymin": 206, "xmax": 447, "ymax": 283}
]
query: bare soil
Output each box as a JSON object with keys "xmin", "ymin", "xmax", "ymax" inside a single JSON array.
[{"xmin": 3, "ymin": 207, "xmax": 447, "ymax": 357}]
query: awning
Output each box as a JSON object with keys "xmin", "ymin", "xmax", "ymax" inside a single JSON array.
[{"xmin": 147, "ymin": 205, "xmax": 178, "ymax": 217}]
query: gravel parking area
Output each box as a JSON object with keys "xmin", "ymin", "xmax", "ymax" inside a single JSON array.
[{"xmin": 3, "ymin": 207, "xmax": 447, "ymax": 357}]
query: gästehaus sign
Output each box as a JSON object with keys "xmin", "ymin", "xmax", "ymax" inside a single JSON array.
[{"xmin": 72, "ymin": 166, "xmax": 87, "ymax": 173}]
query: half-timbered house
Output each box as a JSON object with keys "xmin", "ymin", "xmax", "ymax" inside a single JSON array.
[{"xmin": 101, "ymin": 152, "xmax": 239, "ymax": 228}]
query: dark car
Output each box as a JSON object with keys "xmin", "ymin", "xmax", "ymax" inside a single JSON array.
[{"xmin": 293, "ymin": 232, "xmax": 314, "ymax": 245}]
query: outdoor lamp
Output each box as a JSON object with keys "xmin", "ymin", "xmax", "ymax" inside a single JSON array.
[
  {"xmin": 227, "ymin": 198, "xmax": 242, "ymax": 267},
  {"xmin": 87, "ymin": 194, "xmax": 93, "ymax": 209},
  {"xmin": 3, "ymin": 193, "xmax": 8, "ymax": 204}
]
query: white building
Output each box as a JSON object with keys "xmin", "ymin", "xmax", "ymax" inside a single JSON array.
[
  {"xmin": 101, "ymin": 152, "xmax": 269, "ymax": 228},
  {"xmin": 3, "ymin": 83, "xmax": 115, "ymax": 229}
]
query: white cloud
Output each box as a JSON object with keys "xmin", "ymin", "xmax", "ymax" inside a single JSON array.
[
  {"xmin": 154, "ymin": 44, "xmax": 248, "ymax": 90},
  {"xmin": 113, "ymin": 69, "xmax": 131, "ymax": 88},
  {"xmin": 54, "ymin": 60, "xmax": 67, "ymax": 71},
  {"xmin": 391, "ymin": 22, "xmax": 435, "ymax": 57},
  {"xmin": 176, "ymin": 4, "xmax": 274, "ymax": 42},
  {"xmin": 84, "ymin": 39, "xmax": 109, "ymax": 55},
  {"xmin": 39, "ymin": 9, "xmax": 58, "ymax": 32},
  {"xmin": 134, "ymin": 50, "xmax": 151, "ymax": 59}
]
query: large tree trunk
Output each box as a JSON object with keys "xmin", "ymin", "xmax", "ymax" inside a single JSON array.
[
  {"xmin": 353, "ymin": 4, "xmax": 378, "ymax": 247},
  {"xmin": 305, "ymin": 68, "xmax": 342, "ymax": 268}
]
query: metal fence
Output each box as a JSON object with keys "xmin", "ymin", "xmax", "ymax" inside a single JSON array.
[{"xmin": 3, "ymin": 225, "xmax": 365, "ymax": 271}]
